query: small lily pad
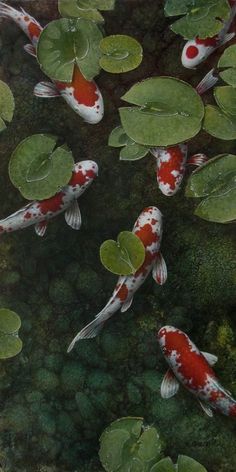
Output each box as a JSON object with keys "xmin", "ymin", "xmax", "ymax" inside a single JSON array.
[
  {"xmin": 0, "ymin": 308, "xmax": 22, "ymax": 359},
  {"xmin": 37, "ymin": 18, "xmax": 103, "ymax": 82},
  {"xmin": 165, "ymin": 0, "xmax": 231, "ymax": 39},
  {"xmin": 9, "ymin": 134, "xmax": 74, "ymax": 200},
  {"xmin": 99, "ymin": 35, "xmax": 143, "ymax": 73},
  {"xmin": 59, "ymin": 0, "xmax": 115, "ymax": 22},
  {"xmin": 218, "ymin": 44, "xmax": 236, "ymax": 86},
  {"xmin": 108, "ymin": 126, "xmax": 133, "ymax": 147},
  {"xmin": 119, "ymin": 77, "xmax": 204, "ymax": 146},
  {"xmin": 186, "ymin": 154, "xmax": 236, "ymax": 223},
  {"xmin": 0, "ymin": 81, "xmax": 15, "ymax": 132},
  {"xmin": 99, "ymin": 418, "xmax": 164, "ymax": 472},
  {"xmin": 203, "ymin": 105, "xmax": 236, "ymax": 139},
  {"xmin": 100, "ymin": 231, "xmax": 145, "ymax": 275},
  {"xmin": 120, "ymin": 142, "xmax": 149, "ymax": 161}
]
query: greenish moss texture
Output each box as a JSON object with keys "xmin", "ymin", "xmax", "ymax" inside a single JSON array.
[{"xmin": 0, "ymin": 0, "xmax": 235, "ymax": 471}]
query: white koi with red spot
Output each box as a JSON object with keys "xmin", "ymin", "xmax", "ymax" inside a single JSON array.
[
  {"xmin": 67, "ymin": 206, "xmax": 167, "ymax": 352},
  {"xmin": 0, "ymin": 160, "xmax": 98, "ymax": 237},
  {"xmin": 0, "ymin": 2, "xmax": 104, "ymax": 123},
  {"xmin": 157, "ymin": 326, "xmax": 236, "ymax": 418},
  {"xmin": 181, "ymin": 1, "xmax": 236, "ymax": 69}
]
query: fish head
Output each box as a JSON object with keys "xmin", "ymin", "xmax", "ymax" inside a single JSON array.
[
  {"xmin": 133, "ymin": 206, "xmax": 163, "ymax": 250},
  {"xmin": 69, "ymin": 160, "xmax": 98, "ymax": 194},
  {"xmin": 157, "ymin": 325, "xmax": 188, "ymax": 359},
  {"xmin": 181, "ymin": 39, "xmax": 215, "ymax": 68},
  {"xmin": 56, "ymin": 67, "xmax": 104, "ymax": 124}
]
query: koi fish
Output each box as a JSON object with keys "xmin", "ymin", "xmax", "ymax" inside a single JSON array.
[
  {"xmin": 0, "ymin": 160, "xmax": 98, "ymax": 236},
  {"xmin": 0, "ymin": 2, "xmax": 104, "ymax": 124},
  {"xmin": 150, "ymin": 70, "xmax": 216, "ymax": 196},
  {"xmin": 181, "ymin": 1, "xmax": 236, "ymax": 69},
  {"xmin": 68, "ymin": 206, "xmax": 167, "ymax": 352},
  {"xmin": 157, "ymin": 326, "xmax": 236, "ymax": 418}
]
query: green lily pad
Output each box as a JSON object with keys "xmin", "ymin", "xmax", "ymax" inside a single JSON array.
[
  {"xmin": 100, "ymin": 231, "xmax": 145, "ymax": 275},
  {"xmin": 99, "ymin": 418, "xmax": 164, "ymax": 472},
  {"xmin": 186, "ymin": 154, "xmax": 236, "ymax": 223},
  {"xmin": 203, "ymin": 105, "xmax": 236, "ymax": 139},
  {"xmin": 0, "ymin": 308, "xmax": 22, "ymax": 359},
  {"xmin": 58, "ymin": 0, "xmax": 114, "ymax": 22},
  {"xmin": 165, "ymin": 0, "xmax": 230, "ymax": 39},
  {"xmin": 150, "ymin": 457, "xmax": 176, "ymax": 472},
  {"xmin": 120, "ymin": 143, "xmax": 150, "ymax": 161},
  {"xmin": 218, "ymin": 45, "xmax": 236, "ymax": 86},
  {"xmin": 37, "ymin": 18, "xmax": 103, "ymax": 82},
  {"xmin": 177, "ymin": 455, "xmax": 207, "ymax": 472},
  {"xmin": 9, "ymin": 134, "xmax": 74, "ymax": 200},
  {"xmin": 119, "ymin": 77, "xmax": 204, "ymax": 146},
  {"xmin": 99, "ymin": 35, "xmax": 143, "ymax": 73},
  {"xmin": 108, "ymin": 126, "xmax": 133, "ymax": 147},
  {"xmin": 214, "ymin": 86, "xmax": 236, "ymax": 116},
  {"xmin": 0, "ymin": 81, "xmax": 15, "ymax": 132}
]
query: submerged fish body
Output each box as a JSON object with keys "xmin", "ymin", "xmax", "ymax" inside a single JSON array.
[
  {"xmin": 157, "ymin": 326, "xmax": 236, "ymax": 418},
  {"xmin": 67, "ymin": 206, "xmax": 167, "ymax": 352},
  {"xmin": 0, "ymin": 160, "xmax": 98, "ymax": 236},
  {"xmin": 0, "ymin": 2, "xmax": 104, "ymax": 123},
  {"xmin": 151, "ymin": 144, "xmax": 188, "ymax": 196},
  {"xmin": 181, "ymin": 2, "xmax": 236, "ymax": 69}
]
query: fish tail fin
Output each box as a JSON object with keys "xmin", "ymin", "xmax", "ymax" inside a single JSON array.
[
  {"xmin": 67, "ymin": 305, "xmax": 115, "ymax": 352},
  {"xmin": 196, "ymin": 69, "xmax": 218, "ymax": 95},
  {"xmin": 0, "ymin": 2, "xmax": 18, "ymax": 20}
]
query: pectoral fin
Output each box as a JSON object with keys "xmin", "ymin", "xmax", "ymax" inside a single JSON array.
[
  {"xmin": 24, "ymin": 43, "xmax": 36, "ymax": 57},
  {"xmin": 201, "ymin": 351, "xmax": 218, "ymax": 366},
  {"xmin": 199, "ymin": 400, "xmax": 214, "ymax": 417},
  {"xmin": 121, "ymin": 297, "xmax": 133, "ymax": 313},
  {"xmin": 35, "ymin": 221, "xmax": 48, "ymax": 237},
  {"xmin": 161, "ymin": 369, "xmax": 179, "ymax": 399},
  {"xmin": 65, "ymin": 200, "xmax": 82, "ymax": 230},
  {"xmin": 152, "ymin": 252, "xmax": 167, "ymax": 285},
  {"xmin": 34, "ymin": 81, "xmax": 60, "ymax": 98}
]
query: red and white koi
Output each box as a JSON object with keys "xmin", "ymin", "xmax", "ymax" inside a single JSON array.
[
  {"xmin": 0, "ymin": 2, "xmax": 104, "ymax": 124},
  {"xmin": 157, "ymin": 326, "xmax": 236, "ymax": 418},
  {"xmin": 181, "ymin": 1, "xmax": 236, "ymax": 69},
  {"xmin": 67, "ymin": 206, "xmax": 167, "ymax": 352},
  {"xmin": 150, "ymin": 70, "xmax": 216, "ymax": 196},
  {"xmin": 0, "ymin": 160, "xmax": 98, "ymax": 237}
]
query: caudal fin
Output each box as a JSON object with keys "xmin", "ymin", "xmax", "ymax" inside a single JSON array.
[
  {"xmin": 67, "ymin": 317, "xmax": 105, "ymax": 353},
  {"xmin": 0, "ymin": 2, "xmax": 17, "ymax": 19}
]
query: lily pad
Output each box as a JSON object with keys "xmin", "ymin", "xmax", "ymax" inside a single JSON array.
[
  {"xmin": 99, "ymin": 418, "xmax": 163, "ymax": 472},
  {"xmin": 203, "ymin": 105, "xmax": 236, "ymax": 139},
  {"xmin": 99, "ymin": 35, "xmax": 143, "ymax": 73},
  {"xmin": 214, "ymin": 86, "xmax": 236, "ymax": 116},
  {"xmin": 218, "ymin": 45, "xmax": 236, "ymax": 86},
  {"xmin": 165, "ymin": 0, "xmax": 231, "ymax": 39},
  {"xmin": 9, "ymin": 134, "xmax": 74, "ymax": 200},
  {"xmin": 100, "ymin": 231, "xmax": 145, "ymax": 275},
  {"xmin": 0, "ymin": 308, "xmax": 22, "ymax": 359},
  {"xmin": 186, "ymin": 154, "xmax": 236, "ymax": 223},
  {"xmin": 119, "ymin": 77, "xmax": 204, "ymax": 146},
  {"xmin": 177, "ymin": 455, "xmax": 207, "ymax": 472},
  {"xmin": 108, "ymin": 126, "xmax": 133, "ymax": 147},
  {"xmin": 150, "ymin": 457, "xmax": 176, "ymax": 472},
  {"xmin": 0, "ymin": 81, "xmax": 15, "ymax": 132},
  {"xmin": 37, "ymin": 18, "xmax": 103, "ymax": 82},
  {"xmin": 58, "ymin": 0, "xmax": 114, "ymax": 22},
  {"xmin": 120, "ymin": 142, "xmax": 150, "ymax": 161}
]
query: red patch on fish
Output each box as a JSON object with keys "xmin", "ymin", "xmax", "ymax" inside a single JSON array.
[
  {"xmin": 56, "ymin": 67, "xmax": 99, "ymax": 107},
  {"xmin": 196, "ymin": 36, "xmax": 218, "ymax": 47},
  {"xmin": 24, "ymin": 211, "xmax": 32, "ymax": 220},
  {"xmin": 28, "ymin": 21, "xmax": 41, "ymax": 40},
  {"xmin": 69, "ymin": 169, "xmax": 95, "ymax": 187},
  {"xmin": 38, "ymin": 192, "xmax": 65, "ymax": 215},
  {"xmin": 186, "ymin": 45, "xmax": 199, "ymax": 59},
  {"xmin": 158, "ymin": 146, "xmax": 185, "ymax": 191},
  {"xmin": 117, "ymin": 284, "xmax": 129, "ymax": 302},
  {"xmin": 135, "ymin": 224, "xmax": 158, "ymax": 248}
]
